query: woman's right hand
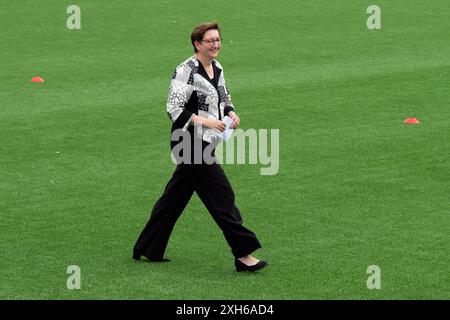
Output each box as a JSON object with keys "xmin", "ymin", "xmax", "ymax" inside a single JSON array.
[{"xmin": 204, "ymin": 119, "xmax": 226, "ymax": 132}]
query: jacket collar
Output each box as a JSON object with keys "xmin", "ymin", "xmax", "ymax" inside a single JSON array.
[{"xmin": 190, "ymin": 55, "xmax": 222, "ymax": 71}]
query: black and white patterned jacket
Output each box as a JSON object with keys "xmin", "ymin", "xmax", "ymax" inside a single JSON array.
[{"xmin": 166, "ymin": 55, "xmax": 235, "ymax": 144}]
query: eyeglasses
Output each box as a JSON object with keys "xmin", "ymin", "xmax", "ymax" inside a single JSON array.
[{"xmin": 201, "ymin": 38, "xmax": 222, "ymax": 46}]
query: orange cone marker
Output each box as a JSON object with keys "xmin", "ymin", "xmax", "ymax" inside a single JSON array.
[
  {"xmin": 403, "ymin": 118, "xmax": 420, "ymax": 124},
  {"xmin": 31, "ymin": 76, "xmax": 45, "ymax": 83}
]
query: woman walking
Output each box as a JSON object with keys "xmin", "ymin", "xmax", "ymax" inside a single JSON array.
[{"xmin": 132, "ymin": 22, "xmax": 267, "ymax": 272}]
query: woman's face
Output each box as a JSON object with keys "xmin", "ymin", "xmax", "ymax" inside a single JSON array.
[{"xmin": 196, "ymin": 29, "xmax": 221, "ymax": 59}]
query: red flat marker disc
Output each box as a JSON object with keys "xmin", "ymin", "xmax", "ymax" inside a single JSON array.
[
  {"xmin": 31, "ymin": 76, "xmax": 45, "ymax": 83},
  {"xmin": 403, "ymin": 118, "xmax": 420, "ymax": 124}
]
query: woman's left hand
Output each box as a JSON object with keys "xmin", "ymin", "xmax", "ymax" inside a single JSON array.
[{"xmin": 228, "ymin": 111, "xmax": 240, "ymax": 129}]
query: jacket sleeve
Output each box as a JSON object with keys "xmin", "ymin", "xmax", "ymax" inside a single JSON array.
[
  {"xmin": 223, "ymin": 84, "xmax": 235, "ymax": 116},
  {"xmin": 219, "ymin": 70, "xmax": 235, "ymax": 116},
  {"xmin": 166, "ymin": 64, "xmax": 195, "ymax": 131}
]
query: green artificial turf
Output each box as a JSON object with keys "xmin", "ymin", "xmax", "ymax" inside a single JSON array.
[{"xmin": 1, "ymin": 0, "xmax": 449, "ymax": 299}]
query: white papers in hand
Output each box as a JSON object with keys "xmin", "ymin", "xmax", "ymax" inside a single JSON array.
[{"xmin": 215, "ymin": 116, "xmax": 234, "ymax": 141}]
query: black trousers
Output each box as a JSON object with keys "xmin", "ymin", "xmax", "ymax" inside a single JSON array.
[{"xmin": 133, "ymin": 150, "xmax": 262, "ymax": 260}]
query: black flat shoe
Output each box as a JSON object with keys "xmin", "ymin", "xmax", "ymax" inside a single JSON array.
[
  {"xmin": 235, "ymin": 258, "xmax": 268, "ymax": 272},
  {"xmin": 133, "ymin": 249, "xmax": 170, "ymax": 262},
  {"xmin": 132, "ymin": 249, "xmax": 141, "ymax": 261}
]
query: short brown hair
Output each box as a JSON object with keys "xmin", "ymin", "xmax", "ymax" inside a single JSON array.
[{"xmin": 191, "ymin": 22, "xmax": 221, "ymax": 53}]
